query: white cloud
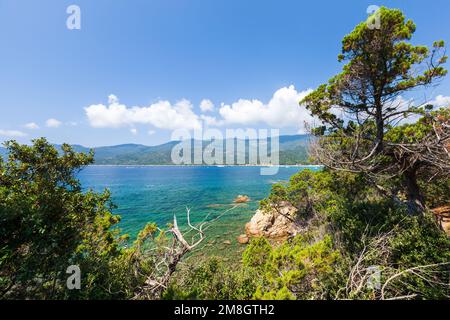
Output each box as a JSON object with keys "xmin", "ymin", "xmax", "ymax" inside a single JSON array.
[
  {"xmin": 85, "ymin": 96, "xmax": 202, "ymax": 130},
  {"xmin": 218, "ymin": 85, "xmax": 314, "ymax": 132},
  {"xmin": 83, "ymin": 90, "xmax": 450, "ymax": 136},
  {"xmin": 200, "ymin": 99, "xmax": 215, "ymax": 112},
  {"xmin": 0, "ymin": 129, "xmax": 27, "ymax": 137},
  {"xmin": 384, "ymin": 95, "xmax": 450, "ymax": 125},
  {"xmin": 24, "ymin": 122, "xmax": 39, "ymax": 130},
  {"xmin": 130, "ymin": 128, "xmax": 138, "ymax": 135},
  {"xmin": 200, "ymin": 114, "xmax": 224, "ymax": 127},
  {"xmin": 108, "ymin": 94, "xmax": 119, "ymax": 104},
  {"xmin": 430, "ymin": 95, "xmax": 450, "ymax": 108},
  {"xmin": 85, "ymin": 86, "xmax": 318, "ymax": 133},
  {"xmin": 46, "ymin": 118, "xmax": 62, "ymax": 128}
]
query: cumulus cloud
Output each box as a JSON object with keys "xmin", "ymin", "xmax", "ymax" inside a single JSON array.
[
  {"xmin": 24, "ymin": 122, "xmax": 39, "ymax": 130},
  {"xmin": 85, "ymin": 86, "xmax": 318, "ymax": 133},
  {"xmin": 200, "ymin": 99, "xmax": 215, "ymax": 112},
  {"xmin": 130, "ymin": 128, "xmax": 138, "ymax": 135},
  {"xmin": 387, "ymin": 94, "xmax": 450, "ymax": 113},
  {"xmin": 0, "ymin": 129, "xmax": 27, "ymax": 137},
  {"xmin": 373, "ymin": 94, "xmax": 450, "ymax": 126},
  {"xmin": 430, "ymin": 95, "xmax": 450, "ymax": 108},
  {"xmin": 108, "ymin": 94, "xmax": 119, "ymax": 104},
  {"xmin": 85, "ymin": 96, "xmax": 202, "ymax": 130},
  {"xmin": 46, "ymin": 118, "xmax": 62, "ymax": 128},
  {"xmin": 200, "ymin": 114, "xmax": 224, "ymax": 127},
  {"xmin": 218, "ymin": 85, "xmax": 314, "ymax": 132}
]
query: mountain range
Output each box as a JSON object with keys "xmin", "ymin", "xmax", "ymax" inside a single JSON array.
[{"xmin": 0, "ymin": 134, "xmax": 311, "ymax": 165}]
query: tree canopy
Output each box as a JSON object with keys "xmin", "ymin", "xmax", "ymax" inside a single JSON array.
[{"xmin": 301, "ymin": 7, "xmax": 449, "ymax": 213}]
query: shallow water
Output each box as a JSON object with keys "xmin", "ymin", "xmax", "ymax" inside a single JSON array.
[{"xmin": 78, "ymin": 165, "xmax": 319, "ymax": 263}]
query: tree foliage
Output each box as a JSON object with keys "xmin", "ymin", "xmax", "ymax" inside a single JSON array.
[
  {"xmin": 246, "ymin": 169, "xmax": 450, "ymax": 299},
  {"xmin": 0, "ymin": 138, "xmax": 114, "ymax": 298},
  {"xmin": 301, "ymin": 7, "xmax": 449, "ymax": 214},
  {"xmin": 0, "ymin": 138, "xmax": 208, "ymax": 299}
]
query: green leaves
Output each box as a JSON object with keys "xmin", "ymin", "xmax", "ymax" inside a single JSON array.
[
  {"xmin": 302, "ymin": 7, "xmax": 447, "ymax": 137},
  {"xmin": 163, "ymin": 257, "xmax": 259, "ymax": 300},
  {"xmin": 385, "ymin": 107, "xmax": 449, "ymax": 144},
  {"xmin": 0, "ymin": 138, "xmax": 139, "ymax": 299},
  {"xmin": 254, "ymin": 168, "xmax": 450, "ymax": 299},
  {"xmin": 300, "ymin": 7, "xmax": 448, "ymax": 216},
  {"xmin": 245, "ymin": 234, "xmax": 340, "ymax": 300},
  {"xmin": 242, "ymin": 237, "xmax": 272, "ymax": 270}
]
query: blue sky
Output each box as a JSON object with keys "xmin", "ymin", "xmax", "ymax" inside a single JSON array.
[{"xmin": 1, "ymin": 0, "xmax": 450, "ymax": 147}]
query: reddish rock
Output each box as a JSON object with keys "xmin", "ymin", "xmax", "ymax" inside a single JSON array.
[
  {"xmin": 237, "ymin": 234, "xmax": 249, "ymax": 244},
  {"xmin": 245, "ymin": 201, "xmax": 299, "ymax": 241},
  {"xmin": 234, "ymin": 195, "xmax": 250, "ymax": 203},
  {"xmin": 433, "ymin": 206, "xmax": 450, "ymax": 236}
]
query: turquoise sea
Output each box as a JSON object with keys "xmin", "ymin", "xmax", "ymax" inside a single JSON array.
[{"xmin": 78, "ymin": 165, "xmax": 319, "ymax": 262}]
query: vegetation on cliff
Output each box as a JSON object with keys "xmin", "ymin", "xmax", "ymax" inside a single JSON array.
[
  {"xmin": 1, "ymin": 7, "xmax": 449, "ymax": 300},
  {"xmin": 166, "ymin": 7, "xmax": 450, "ymax": 300}
]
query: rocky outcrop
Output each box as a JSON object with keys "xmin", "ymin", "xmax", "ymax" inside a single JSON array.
[
  {"xmin": 245, "ymin": 201, "xmax": 300, "ymax": 241},
  {"xmin": 433, "ymin": 206, "xmax": 450, "ymax": 237}
]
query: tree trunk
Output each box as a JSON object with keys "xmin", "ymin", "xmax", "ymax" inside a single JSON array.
[
  {"xmin": 403, "ymin": 169, "xmax": 425, "ymax": 215},
  {"xmin": 375, "ymin": 100, "xmax": 384, "ymax": 153}
]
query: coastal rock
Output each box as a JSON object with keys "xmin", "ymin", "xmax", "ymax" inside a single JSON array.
[
  {"xmin": 433, "ymin": 206, "xmax": 450, "ymax": 237},
  {"xmin": 237, "ymin": 234, "xmax": 249, "ymax": 244},
  {"xmin": 234, "ymin": 195, "xmax": 250, "ymax": 203},
  {"xmin": 245, "ymin": 201, "xmax": 299, "ymax": 241}
]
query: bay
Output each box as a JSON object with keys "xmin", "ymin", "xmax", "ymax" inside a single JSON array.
[{"xmin": 78, "ymin": 165, "xmax": 320, "ymax": 262}]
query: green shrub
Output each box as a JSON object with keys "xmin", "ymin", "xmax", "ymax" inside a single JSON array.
[{"xmin": 163, "ymin": 257, "xmax": 258, "ymax": 300}]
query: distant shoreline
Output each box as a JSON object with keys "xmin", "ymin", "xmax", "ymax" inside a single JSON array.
[{"xmin": 88, "ymin": 164, "xmax": 323, "ymax": 168}]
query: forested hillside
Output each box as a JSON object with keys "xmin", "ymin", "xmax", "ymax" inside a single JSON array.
[{"xmin": 0, "ymin": 135, "xmax": 311, "ymax": 165}]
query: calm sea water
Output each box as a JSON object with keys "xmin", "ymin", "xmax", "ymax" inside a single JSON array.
[{"xmin": 78, "ymin": 166, "xmax": 319, "ymax": 262}]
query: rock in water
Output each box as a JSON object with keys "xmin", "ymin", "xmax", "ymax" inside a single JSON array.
[
  {"xmin": 234, "ymin": 195, "xmax": 250, "ymax": 203},
  {"xmin": 245, "ymin": 201, "xmax": 299, "ymax": 241},
  {"xmin": 223, "ymin": 240, "xmax": 232, "ymax": 245},
  {"xmin": 237, "ymin": 234, "xmax": 249, "ymax": 244}
]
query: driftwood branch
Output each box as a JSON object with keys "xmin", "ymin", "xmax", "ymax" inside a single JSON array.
[{"xmin": 133, "ymin": 205, "xmax": 237, "ymax": 299}]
